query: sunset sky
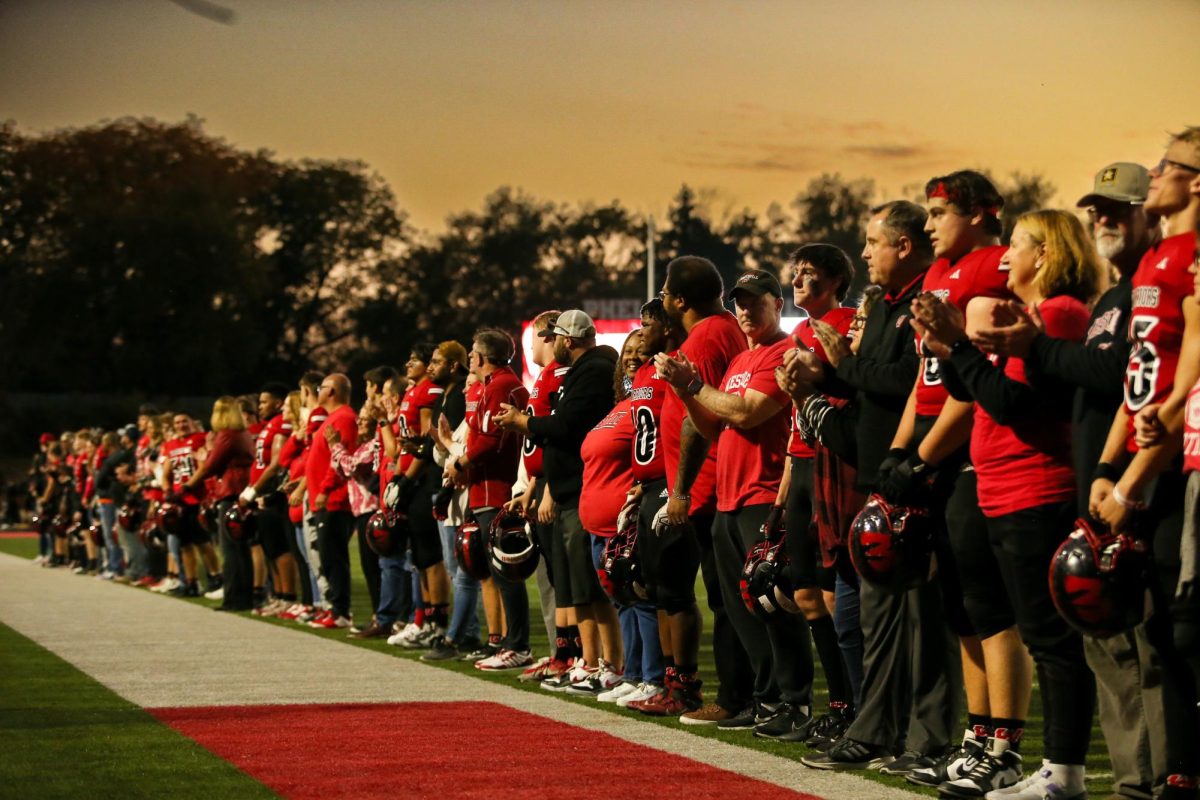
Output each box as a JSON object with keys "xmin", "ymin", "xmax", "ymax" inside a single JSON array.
[{"xmin": 3, "ymin": 0, "xmax": 1198, "ymax": 232}]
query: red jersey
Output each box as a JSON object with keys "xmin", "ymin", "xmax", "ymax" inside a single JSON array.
[
  {"xmin": 523, "ymin": 363, "xmax": 568, "ymax": 479},
  {"xmin": 464, "ymin": 380, "xmax": 484, "ymax": 430},
  {"xmin": 1185, "ymin": 378, "xmax": 1200, "ymax": 474},
  {"xmin": 715, "ymin": 331, "xmax": 793, "ymax": 513},
  {"xmin": 1124, "ymin": 233, "xmax": 1197, "ymax": 445},
  {"xmin": 306, "ymin": 406, "xmax": 328, "ymax": 439},
  {"xmin": 161, "ymin": 432, "xmax": 208, "ymax": 504},
  {"xmin": 579, "ymin": 400, "xmax": 635, "ymax": 537},
  {"xmin": 250, "ymin": 413, "xmax": 292, "ymax": 485},
  {"xmin": 629, "ymin": 360, "xmax": 669, "ymax": 483},
  {"xmin": 465, "ymin": 367, "xmax": 529, "ymax": 509},
  {"xmin": 305, "ymin": 404, "xmax": 358, "ymax": 513},
  {"xmin": 788, "ymin": 307, "xmax": 857, "ymax": 459},
  {"xmin": 971, "ymin": 295, "xmax": 1090, "ymax": 517},
  {"xmin": 661, "ymin": 311, "xmax": 747, "ymax": 515},
  {"xmin": 398, "ymin": 378, "xmax": 443, "ymax": 473},
  {"xmin": 916, "ymin": 245, "xmax": 1011, "ymax": 416}
]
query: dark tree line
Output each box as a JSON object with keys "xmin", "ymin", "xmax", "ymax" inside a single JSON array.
[{"xmin": 0, "ymin": 116, "xmax": 1054, "ymax": 397}]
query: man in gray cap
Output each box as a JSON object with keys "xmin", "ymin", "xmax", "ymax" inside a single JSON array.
[{"xmin": 973, "ymin": 162, "xmax": 1163, "ymax": 800}]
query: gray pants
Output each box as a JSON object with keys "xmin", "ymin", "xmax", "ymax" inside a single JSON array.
[{"xmin": 845, "ymin": 576, "xmax": 961, "ymax": 754}]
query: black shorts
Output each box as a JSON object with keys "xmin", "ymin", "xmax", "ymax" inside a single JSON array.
[
  {"xmin": 559, "ymin": 504, "xmax": 606, "ymax": 606},
  {"xmin": 177, "ymin": 505, "xmax": 209, "ymax": 546},
  {"xmin": 405, "ymin": 488, "xmax": 444, "ymax": 570},
  {"xmin": 256, "ymin": 498, "xmax": 290, "ymax": 561},
  {"xmin": 636, "ymin": 481, "xmax": 702, "ymax": 612}
]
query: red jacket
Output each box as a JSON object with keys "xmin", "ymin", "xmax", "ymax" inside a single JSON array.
[
  {"xmin": 305, "ymin": 404, "xmax": 358, "ymax": 513},
  {"xmin": 196, "ymin": 430, "xmax": 254, "ymax": 501}
]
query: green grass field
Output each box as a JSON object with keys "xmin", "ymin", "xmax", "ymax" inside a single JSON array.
[{"xmin": 0, "ymin": 535, "xmax": 1114, "ymax": 797}]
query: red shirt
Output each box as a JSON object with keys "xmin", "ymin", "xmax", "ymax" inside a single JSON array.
[
  {"xmin": 523, "ymin": 363, "xmax": 568, "ymax": 479},
  {"xmin": 1185, "ymin": 378, "xmax": 1200, "ymax": 474},
  {"xmin": 286, "ymin": 448, "xmax": 307, "ymax": 524},
  {"xmin": 198, "ymin": 430, "xmax": 254, "ymax": 501},
  {"xmin": 305, "ymin": 404, "xmax": 358, "ymax": 513},
  {"xmin": 464, "ymin": 380, "xmax": 484, "ymax": 430},
  {"xmin": 579, "ymin": 400, "xmax": 635, "ymax": 537},
  {"xmin": 376, "ymin": 424, "xmax": 397, "ymax": 502},
  {"xmin": 916, "ymin": 245, "xmax": 1011, "ymax": 416},
  {"xmin": 1124, "ymin": 232, "xmax": 1197, "ymax": 449},
  {"xmin": 250, "ymin": 413, "xmax": 292, "ymax": 485},
  {"xmin": 661, "ymin": 311, "xmax": 747, "ymax": 515},
  {"xmin": 971, "ymin": 295, "xmax": 1090, "ymax": 517},
  {"xmin": 465, "ymin": 367, "xmax": 529, "ymax": 509},
  {"xmin": 398, "ymin": 378, "xmax": 443, "ymax": 473},
  {"xmin": 629, "ymin": 360, "xmax": 669, "ymax": 483},
  {"xmin": 715, "ymin": 331, "xmax": 793, "ymax": 513},
  {"xmin": 788, "ymin": 307, "xmax": 857, "ymax": 459},
  {"xmin": 161, "ymin": 432, "xmax": 209, "ymax": 504},
  {"xmin": 306, "ymin": 406, "xmax": 328, "ymax": 438}
]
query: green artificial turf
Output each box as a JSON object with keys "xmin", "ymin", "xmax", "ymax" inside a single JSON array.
[
  {"xmin": 0, "ymin": 534, "xmax": 1114, "ymax": 796},
  {"xmin": 0, "ymin": 618, "xmax": 278, "ymax": 799}
]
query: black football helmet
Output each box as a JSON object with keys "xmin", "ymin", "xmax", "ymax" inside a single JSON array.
[
  {"xmin": 848, "ymin": 493, "xmax": 932, "ymax": 591},
  {"xmin": 117, "ymin": 501, "xmax": 143, "ymax": 531},
  {"xmin": 223, "ymin": 503, "xmax": 258, "ymax": 542},
  {"xmin": 156, "ymin": 502, "xmax": 183, "ymax": 536},
  {"xmin": 1049, "ymin": 517, "xmax": 1150, "ymax": 638},
  {"xmin": 454, "ymin": 519, "xmax": 491, "ymax": 580},
  {"xmin": 487, "ymin": 510, "xmax": 540, "ymax": 582},
  {"xmin": 198, "ymin": 501, "xmax": 220, "ymax": 535},
  {"xmin": 138, "ymin": 519, "xmax": 165, "ymax": 549},
  {"xmin": 363, "ymin": 509, "xmax": 407, "ymax": 558},
  {"xmin": 740, "ymin": 536, "xmax": 800, "ymax": 618},
  {"xmin": 597, "ymin": 510, "xmax": 648, "ymax": 605}
]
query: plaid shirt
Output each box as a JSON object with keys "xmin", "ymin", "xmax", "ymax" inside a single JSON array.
[{"xmin": 329, "ymin": 438, "xmax": 380, "ymax": 517}]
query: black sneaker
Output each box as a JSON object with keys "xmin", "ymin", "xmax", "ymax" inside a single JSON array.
[
  {"xmin": 420, "ymin": 636, "xmax": 460, "ymax": 662},
  {"xmin": 460, "ymin": 642, "xmax": 499, "ymax": 662},
  {"xmin": 753, "ymin": 703, "xmax": 813, "ymax": 741},
  {"xmin": 908, "ymin": 730, "xmax": 985, "ymax": 787},
  {"xmin": 880, "ymin": 751, "xmax": 936, "ymax": 776},
  {"xmin": 718, "ymin": 701, "xmax": 778, "ymax": 731},
  {"xmin": 799, "ymin": 703, "xmax": 855, "ymax": 748},
  {"xmin": 801, "ymin": 737, "xmax": 895, "ymax": 771},
  {"xmin": 938, "ymin": 747, "xmax": 1023, "ymax": 798}
]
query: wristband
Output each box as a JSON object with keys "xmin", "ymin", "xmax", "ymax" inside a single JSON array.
[
  {"xmin": 1112, "ymin": 485, "xmax": 1147, "ymax": 511},
  {"xmin": 948, "ymin": 336, "xmax": 971, "ymax": 357},
  {"xmin": 1092, "ymin": 462, "xmax": 1121, "ymax": 484},
  {"xmin": 684, "ymin": 377, "xmax": 704, "ymax": 397}
]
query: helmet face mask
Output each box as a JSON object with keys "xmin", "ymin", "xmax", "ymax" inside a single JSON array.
[
  {"xmin": 848, "ymin": 494, "xmax": 932, "ymax": 591},
  {"xmin": 598, "ymin": 515, "xmax": 647, "ymax": 605},
  {"xmin": 487, "ymin": 511, "xmax": 540, "ymax": 582},
  {"xmin": 740, "ymin": 537, "xmax": 799, "ymax": 619},
  {"xmin": 1049, "ymin": 518, "xmax": 1150, "ymax": 638}
]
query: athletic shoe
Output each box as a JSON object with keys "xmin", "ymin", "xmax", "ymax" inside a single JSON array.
[
  {"xmin": 983, "ymin": 762, "xmax": 1084, "ymax": 800},
  {"xmin": 475, "ymin": 649, "xmax": 534, "ymax": 671},
  {"xmin": 941, "ymin": 745, "xmax": 1023, "ymax": 798},
  {"xmin": 400, "ymin": 622, "xmax": 441, "ymax": 650},
  {"xmin": 518, "ymin": 656, "xmax": 572, "ymax": 683},
  {"xmin": 276, "ymin": 603, "xmax": 306, "ymax": 621},
  {"xmin": 629, "ymin": 672, "xmax": 701, "ymax": 716},
  {"xmin": 348, "ymin": 620, "xmax": 392, "ymax": 639},
  {"xmin": 717, "ymin": 701, "xmax": 779, "ymax": 731},
  {"xmin": 800, "ymin": 737, "xmax": 895, "ymax": 771},
  {"xmin": 461, "ymin": 643, "xmax": 499, "ymax": 662},
  {"xmin": 880, "ymin": 751, "xmax": 936, "ymax": 776},
  {"xmin": 678, "ymin": 702, "xmax": 737, "ymax": 725},
  {"xmin": 617, "ymin": 682, "xmax": 664, "ymax": 708},
  {"xmin": 565, "ymin": 660, "xmax": 622, "ymax": 696},
  {"xmin": 597, "ymin": 680, "xmax": 640, "ymax": 703},
  {"xmin": 386, "ymin": 622, "xmax": 422, "ymax": 647},
  {"xmin": 310, "ymin": 613, "xmax": 352, "ymax": 630},
  {"xmin": 542, "ymin": 660, "xmax": 590, "ymax": 692},
  {"xmin": 420, "ymin": 636, "xmax": 460, "ymax": 662},
  {"xmin": 150, "ymin": 577, "xmax": 179, "ymax": 593},
  {"xmin": 33, "ymin": 555, "xmax": 46, "ymax": 566},
  {"xmin": 134, "ymin": 575, "xmax": 158, "ymax": 587},
  {"xmin": 753, "ymin": 703, "xmax": 814, "ymax": 741},
  {"xmin": 786, "ymin": 702, "xmax": 853, "ymax": 746},
  {"xmin": 204, "ymin": 587, "xmax": 225, "ymax": 601},
  {"xmin": 295, "ymin": 606, "xmax": 323, "ymax": 623},
  {"xmin": 307, "ymin": 610, "xmax": 333, "ymax": 628},
  {"xmin": 908, "ymin": 730, "xmax": 986, "ymax": 788},
  {"xmin": 97, "ymin": 570, "xmax": 115, "ymax": 580},
  {"xmin": 72, "ymin": 565, "xmax": 86, "ymax": 575},
  {"xmin": 256, "ymin": 599, "xmax": 290, "ymax": 617}
]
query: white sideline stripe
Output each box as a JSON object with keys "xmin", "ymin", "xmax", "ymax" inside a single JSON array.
[{"xmin": 0, "ymin": 553, "xmax": 920, "ymax": 800}]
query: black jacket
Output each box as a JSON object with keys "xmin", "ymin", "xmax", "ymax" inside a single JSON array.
[
  {"xmin": 95, "ymin": 447, "xmax": 135, "ymax": 504},
  {"xmin": 527, "ymin": 345, "xmax": 619, "ymax": 505}
]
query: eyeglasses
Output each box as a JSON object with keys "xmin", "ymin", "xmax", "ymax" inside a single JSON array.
[
  {"xmin": 1156, "ymin": 158, "xmax": 1200, "ymax": 176},
  {"xmin": 657, "ymin": 288, "xmax": 673, "ymax": 301},
  {"xmin": 1085, "ymin": 203, "xmax": 1135, "ymax": 222}
]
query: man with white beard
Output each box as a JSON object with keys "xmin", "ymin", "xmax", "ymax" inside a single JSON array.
[{"xmin": 972, "ymin": 162, "xmax": 1162, "ymax": 800}]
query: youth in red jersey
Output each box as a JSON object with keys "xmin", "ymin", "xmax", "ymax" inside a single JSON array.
[
  {"xmin": 463, "ymin": 378, "xmax": 484, "ymax": 431},
  {"xmin": 915, "ymin": 245, "xmax": 1011, "ymax": 416},
  {"xmin": 250, "ymin": 413, "xmax": 292, "ymax": 486},
  {"xmin": 464, "ymin": 366, "xmax": 529, "ymax": 509},
  {"xmin": 523, "ymin": 363, "xmax": 568, "ymax": 479},
  {"xmin": 161, "ymin": 430, "xmax": 209, "ymax": 504},
  {"xmin": 398, "ymin": 377, "xmax": 444, "ymax": 474},
  {"xmin": 579, "ymin": 400, "xmax": 635, "ymax": 537},
  {"xmin": 788, "ymin": 306, "xmax": 856, "ymax": 459},
  {"xmin": 629, "ymin": 360, "xmax": 668, "ymax": 483},
  {"xmin": 659, "ymin": 311, "xmax": 747, "ymax": 515}
]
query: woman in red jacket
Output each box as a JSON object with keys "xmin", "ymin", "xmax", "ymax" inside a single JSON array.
[{"xmin": 187, "ymin": 397, "xmax": 254, "ymax": 611}]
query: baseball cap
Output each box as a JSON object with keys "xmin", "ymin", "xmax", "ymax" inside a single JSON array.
[
  {"xmin": 1076, "ymin": 162, "xmax": 1150, "ymax": 207},
  {"xmin": 120, "ymin": 424, "xmax": 139, "ymax": 442},
  {"xmin": 729, "ymin": 269, "xmax": 783, "ymax": 301},
  {"xmin": 541, "ymin": 309, "xmax": 595, "ymax": 339},
  {"xmin": 536, "ymin": 313, "xmax": 561, "ymax": 340}
]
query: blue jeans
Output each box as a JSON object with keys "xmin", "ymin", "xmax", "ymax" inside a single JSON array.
[
  {"xmin": 377, "ymin": 555, "xmax": 407, "ymax": 627},
  {"xmin": 99, "ymin": 502, "xmax": 122, "ymax": 574},
  {"xmin": 591, "ymin": 534, "xmax": 663, "ymax": 683},
  {"xmin": 167, "ymin": 532, "xmax": 183, "ymax": 578},
  {"xmin": 440, "ymin": 520, "xmax": 481, "ymax": 644},
  {"xmin": 833, "ymin": 562, "xmax": 864, "ymax": 709}
]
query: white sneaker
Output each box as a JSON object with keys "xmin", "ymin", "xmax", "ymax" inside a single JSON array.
[
  {"xmin": 97, "ymin": 570, "xmax": 115, "ymax": 580},
  {"xmin": 72, "ymin": 565, "xmax": 86, "ymax": 575},
  {"xmin": 204, "ymin": 587, "xmax": 224, "ymax": 601},
  {"xmin": 617, "ymin": 682, "xmax": 665, "ymax": 708},
  {"xmin": 475, "ymin": 649, "xmax": 534, "ymax": 671},
  {"xmin": 597, "ymin": 680, "xmax": 640, "ymax": 703},
  {"xmin": 152, "ymin": 577, "xmax": 180, "ymax": 593},
  {"xmin": 399, "ymin": 622, "xmax": 438, "ymax": 649},
  {"xmin": 33, "ymin": 555, "xmax": 46, "ymax": 566},
  {"xmin": 387, "ymin": 622, "xmax": 421, "ymax": 647},
  {"xmin": 985, "ymin": 762, "xmax": 1085, "ymax": 800}
]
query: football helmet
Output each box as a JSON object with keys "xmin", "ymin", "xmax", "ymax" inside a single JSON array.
[
  {"xmin": 155, "ymin": 501, "xmax": 183, "ymax": 536},
  {"xmin": 848, "ymin": 493, "xmax": 932, "ymax": 591},
  {"xmin": 86, "ymin": 523, "xmax": 104, "ymax": 548},
  {"xmin": 223, "ymin": 503, "xmax": 258, "ymax": 542},
  {"xmin": 597, "ymin": 509, "xmax": 648, "ymax": 605},
  {"xmin": 117, "ymin": 501, "xmax": 143, "ymax": 531},
  {"xmin": 740, "ymin": 536, "xmax": 800, "ymax": 618},
  {"xmin": 363, "ymin": 509, "xmax": 406, "ymax": 558},
  {"xmin": 1049, "ymin": 517, "xmax": 1150, "ymax": 638},
  {"xmin": 487, "ymin": 510, "xmax": 540, "ymax": 582},
  {"xmin": 454, "ymin": 519, "xmax": 491, "ymax": 581}
]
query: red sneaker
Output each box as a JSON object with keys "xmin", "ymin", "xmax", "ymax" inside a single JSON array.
[
  {"xmin": 310, "ymin": 613, "xmax": 351, "ymax": 630},
  {"xmin": 306, "ymin": 610, "xmax": 332, "ymax": 628}
]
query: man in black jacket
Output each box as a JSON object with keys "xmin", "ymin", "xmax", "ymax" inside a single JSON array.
[{"xmin": 495, "ymin": 309, "xmax": 622, "ymax": 692}]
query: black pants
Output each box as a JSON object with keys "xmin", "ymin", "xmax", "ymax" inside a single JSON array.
[
  {"xmin": 715, "ymin": 504, "xmax": 813, "ymax": 706},
  {"xmin": 694, "ymin": 512, "xmax": 755, "ymax": 711},
  {"xmin": 474, "ymin": 507, "xmax": 529, "ymax": 653},
  {"xmin": 354, "ymin": 512, "xmax": 382, "ymax": 614},
  {"xmin": 986, "ymin": 501, "xmax": 1094, "ymax": 763},
  {"xmin": 316, "ymin": 509, "xmax": 354, "ymax": 618},
  {"xmin": 218, "ymin": 499, "xmax": 254, "ymax": 609}
]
